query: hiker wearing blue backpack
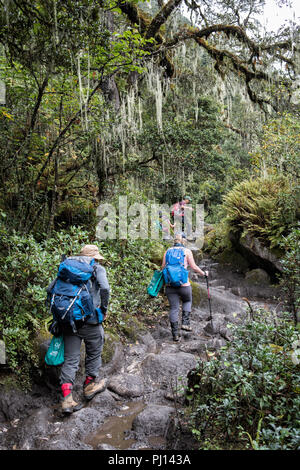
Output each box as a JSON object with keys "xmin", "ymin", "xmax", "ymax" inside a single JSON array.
[
  {"xmin": 47, "ymin": 244, "xmax": 110, "ymax": 414},
  {"xmin": 162, "ymin": 233, "xmax": 208, "ymax": 341}
]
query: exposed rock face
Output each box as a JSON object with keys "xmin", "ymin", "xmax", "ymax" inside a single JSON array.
[{"xmin": 230, "ymin": 231, "xmax": 283, "ymax": 279}]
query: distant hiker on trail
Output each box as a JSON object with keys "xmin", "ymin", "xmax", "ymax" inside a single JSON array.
[
  {"xmin": 171, "ymin": 196, "xmax": 193, "ymax": 237},
  {"xmin": 156, "ymin": 210, "xmax": 174, "ymax": 238},
  {"xmin": 162, "ymin": 233, "xmax": 208, "ymax": 342},
  {"xmin": 47, "ymin": 244, "xmax": 110, "ymax": 415}
]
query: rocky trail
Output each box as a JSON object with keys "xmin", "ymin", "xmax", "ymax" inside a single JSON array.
[{"xmin": 0, "ymin": 253, "xmax": 281, "ymax": 451}]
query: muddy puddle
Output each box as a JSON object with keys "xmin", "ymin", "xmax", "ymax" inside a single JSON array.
[{"xmin": 85, "ymin": 401, "xmax": 148, "ymax": 450}]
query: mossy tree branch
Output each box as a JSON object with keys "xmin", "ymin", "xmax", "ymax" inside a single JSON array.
[{"xmin": 116, "ymin": 0, "xmax": 297, "ymax": 108}]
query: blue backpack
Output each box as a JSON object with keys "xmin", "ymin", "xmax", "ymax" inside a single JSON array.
[
  {"xmin": 163, "ymin": 246, "xmax": 189, "ymax": 287},
  {"xmin": 48, "ymin": 257, "xmax": 102, "ymax": 333}
]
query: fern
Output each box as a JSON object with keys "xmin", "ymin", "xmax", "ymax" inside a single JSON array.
[{"xmin": 222, "ymin": 175, "xmax": 298, "ymax": 249}]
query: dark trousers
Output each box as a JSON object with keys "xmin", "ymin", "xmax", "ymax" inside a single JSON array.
[
  {"xmin": 60, "ymin": 323, "xmax": 104, "ymax": 385},
  {"xmin": 165, "ymin": 285, "xmax": 192, "ymax": 323}
]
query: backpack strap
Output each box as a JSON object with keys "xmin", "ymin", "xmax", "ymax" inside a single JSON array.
[{"xmin": 50, "ymin": 285, "xmax": 84, "ymax": 321}]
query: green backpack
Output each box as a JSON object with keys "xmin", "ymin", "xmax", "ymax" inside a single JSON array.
[
  {"xmin": 45, "ymin": 335, "xmax": 64, "ymax": 366},
  {"xmin": 147, "ymin": 270, "xmax": 164, "ymax": 297}
]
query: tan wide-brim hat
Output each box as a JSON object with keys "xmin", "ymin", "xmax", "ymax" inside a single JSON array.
[{"xmin": 79, "ymin": 244, "xmax": 105, "ymax": 261}]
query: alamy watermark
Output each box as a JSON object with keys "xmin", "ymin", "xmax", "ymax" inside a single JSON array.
[
  {"xmin": 0, "ymin": 340, "xmax": 6, "ymax": 365},
  {"xmin": 96, "ymin": 196, "xmax": 205, "ymax": 247}
]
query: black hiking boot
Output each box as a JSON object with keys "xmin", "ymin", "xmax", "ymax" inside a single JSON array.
[
  {"xmin": 181, "ymin": 311, "xmax": 192, "ymax": 331},
  {"xmin": 170, "ymin": 322, "xmax": 180, "ymax": 342}
]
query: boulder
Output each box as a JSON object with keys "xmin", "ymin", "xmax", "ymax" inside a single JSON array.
[
  {"xmin": 245, "ymin": 268, "xmax": 271, "ymax": 286},
  {"xmin": 190, "ymin": 281, "xmax": 207, "ymax": 308},
  {"xmin": 141, "ymin": 352, "xmax": 197, "ymax": 386},
  {"xmin": 131, "ymin": 404, "xmax": 174, "ymax": 437},
  {"xmin": 179, "ymin": 340, "xmax": 208, "ymax": 354},
  {"xmin": 108, "ymin": 373, "xmax": 144, "ymax": 398},
  {"xmin": 235, "ymin": 232, "xmax": 283, "ymax": 276},
  {"xmin": 191, "ymin": 282, "xmax": 246, "ymax": 317},
  {"xmin": 137, "ymin": 332, "xmax": 157, "ymax": 354}
]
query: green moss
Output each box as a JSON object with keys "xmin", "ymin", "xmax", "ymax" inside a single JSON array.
[
  {"xmin": 120, "ymin": 314, "xmax": 147, "ymax": 342},
  {"xmin": 190, "ymin": 280, "xmax": 205, "ymax": 308},
  {"xmin": 102, "ymin": 330, "xmax": 119, "ymax": 365},
  {"xmin": 148, "ymin": 242, "xmax": 167, "ymax": 267},
  {"xmin": 215, "ymin": 248, "xmax": 249, "ymax": 272}
]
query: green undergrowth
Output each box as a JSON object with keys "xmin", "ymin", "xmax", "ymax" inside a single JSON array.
[
  {"xmin": 185, "ymin": 310, "xmax": 300, "ymax": 450},
  {"xmin": 0, "ymin": 219, "xmax": 166, "ymax": 387},
  {"xmin": 204, "ymin": 174, "xmax": 299, "ymax": 273}
]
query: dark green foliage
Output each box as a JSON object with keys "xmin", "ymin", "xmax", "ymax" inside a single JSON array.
[
  {"xmin": 279, "ymin": 227, "xmax": 300, "ymax": 325},
  {"xmin": 0, "ymin": 221, "xmax": 91, "ymax": 380},
  {"xmin": 187, "ymin": 311, "xmax": 300, "ymax": 450}
]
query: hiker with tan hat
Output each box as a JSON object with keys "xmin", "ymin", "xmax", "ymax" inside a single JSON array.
[{"xmin": 55, "ymin": 244, "xmax": 110, "ymax": 414}]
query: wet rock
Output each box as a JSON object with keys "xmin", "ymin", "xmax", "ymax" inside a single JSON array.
[
  {"xmin": 108, "ymin": 373, "xmax": 144, "ymax": 398},
  {"xmin": 206, "ymin": 337, "xmax": 228, "ymax": 350},
  {"xmin": 192, "ymin": 283, "xmax": 246, "ymax": 317},
  {"xmin": 152, "ymin": 326, "xmax": 171, "ymax": 340},
  {"xmin": 101, "ymin": 341, "xmax": 125, "ymax": 377},
  {"xmin": 138, "ymin": 332, "xmax": 157, "ymax": 353},
  {"xmin": 88, "ymin": 389, "xmax": 119, "ymax": 411},
  {"xmin": 230, "ymin": 284, "xmax": 279, "ymax": 300},
  {"xmin": 126, "ymin": 343, "xmax": 148, "ymax": 358},
  {"xmin": 131, "ymin": 404, "xmax": 174, "ymax": 437},
  {"xmin": 7, "ymin": 407, "xmax": 52, "ymax": 450},
  {"xmin": 128, "ymin": 441, "xmax": 150, "ymax": 450},
  {"xmin": 141, "ymin": 352, "xmax": 197, "ymax": 386},
  {"xmin": 245, "ymin": 268, "xmax": 271, "ymax": 286},
  {"xmin": 179, "ymin": 340, "xmax": 207, "ymax": 354},
  {"xmin": 203, "ymin": 314, "xmax": 225, "ymax": 335},
  {"xmin": 42, "ymin": 438, "xmax": 92, "ymax": 451},
  {"xmin": 96, "ymin": 443, "xmax": 117, "ymax": 450},
  {"xmin": 192, "ymin": 308, "xmax": 212, "ymax": 322},
  {"xmin": 0, "ymin": 386, "xmax": 51, "ymax": 423},
  {"xmin": 62, "ymin": 407, "xmax": 106, "ymax": 442}
]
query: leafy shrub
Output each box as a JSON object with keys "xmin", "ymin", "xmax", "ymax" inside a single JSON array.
[
  {"xmin": 0, "ymin": 222, "xmax": 91, "ymax": 380},
  {"xmin": 100, "ymin": 238, "xmax": 166, "ymax": 329},
  {"xmin": 222, "ymin": 174, "xmax": 299, "ymax": 249},
  {"xmin": 186, "ymin": 310, "xmax": 300, "ymax": 450},
  {"xmin": 279, "ymin": 226, "xmax": 300, "ymax": 325}
]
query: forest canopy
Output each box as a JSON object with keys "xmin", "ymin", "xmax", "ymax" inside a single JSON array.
[{"xmin": 0, "ymin": 0, "xmax": 299, "ymax": 233}]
